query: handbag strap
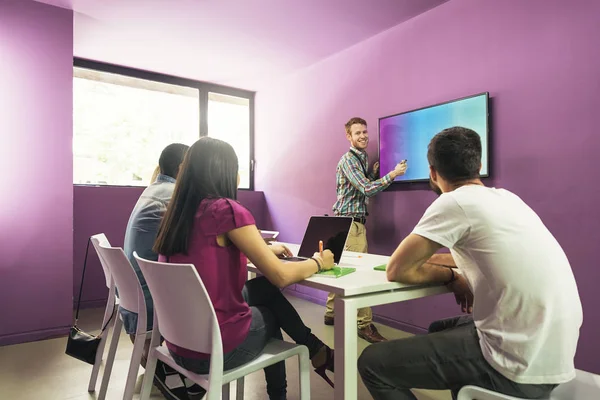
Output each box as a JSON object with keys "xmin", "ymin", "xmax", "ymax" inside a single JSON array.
[
  {"xmin": 98, "ymin": 306, "xmax": 115, "ymax": 336},
  {"xmin": 74, "ymin": 237, "xmax": 92, "ymax": 323},
  {"xmin": 74, "ymin": 237, "xmax": 115, "ymax": 335}
]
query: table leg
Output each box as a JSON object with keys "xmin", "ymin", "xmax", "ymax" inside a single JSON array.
[{"xmin": 334, "ymin": 296, "xmax": 358, "ymax": 400}]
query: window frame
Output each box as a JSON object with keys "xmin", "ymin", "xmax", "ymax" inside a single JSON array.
[{"xmin": 73, "ymin": 58, "xmax": 256, "ymax": 190}]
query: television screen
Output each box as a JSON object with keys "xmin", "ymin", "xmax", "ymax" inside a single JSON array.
[{"xmin": 378, "ymin": 92, "xmax": 489, "ymax": 183}]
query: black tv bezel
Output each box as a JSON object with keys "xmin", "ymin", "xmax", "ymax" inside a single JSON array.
[{"xmin": 377, "ymin": 92, "xmax": 490, "ymax": 184}]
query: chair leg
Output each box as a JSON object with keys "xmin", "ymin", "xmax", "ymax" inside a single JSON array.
[
  {"xmin": 122, "ymin": 332, "xmax": 146, "ymax": 400},
  {"xmin": 298, "ymin": 348, "xmax": 311, "ymax": 400},
  {"xmin": 98, "ymin": 317, "xmax": 122, "ymax": 400},
  {"xmin": 139, "ymin": 351, "xmax": 158, "ymax": 400},
  {"xmin": 88, "ymin": 299, "xmax": 116, "ymax": 392},
  {"xmin": 222, "ymin": 382, "xmax": 231, "ymax": 400},
  {"xmin": 139, "ymin": 331, "xmax": 161, "ymax": 400},
  {"xmin": 236, "ymin": 377, "xmax": 244, "ymax": 400}
]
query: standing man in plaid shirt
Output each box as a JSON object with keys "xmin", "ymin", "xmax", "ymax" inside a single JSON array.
[{"xmin": 327, "ymin": 117, "xmax": 408, "ymax": 343}]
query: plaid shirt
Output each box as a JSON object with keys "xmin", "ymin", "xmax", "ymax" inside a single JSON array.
[{"xmin": 332, "ymin": 147, "xmax": 394, "ymax": 218}]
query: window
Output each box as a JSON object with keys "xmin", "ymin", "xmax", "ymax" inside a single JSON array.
[
  {"xmin": 73, "ymin": 60, "xmax": 254, "ymax": 189},
  {"xmin": 208, "ymin": 93, "xmax": 251, "ymax": 189},
  {"xmin": 73, "ymin": 68, "xmax": 199, "ymax": 186}
]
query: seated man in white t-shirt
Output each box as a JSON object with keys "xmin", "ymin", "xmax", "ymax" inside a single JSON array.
[{"xmin": 358, "ymin": 126, "xmax": 583, "ymax": 400}]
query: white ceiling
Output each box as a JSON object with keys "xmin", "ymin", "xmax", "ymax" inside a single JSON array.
[{"xmin": 34, "ymin": 0, "xmax": 449, "ymax": 90}]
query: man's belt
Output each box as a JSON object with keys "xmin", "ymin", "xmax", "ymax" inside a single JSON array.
[{"xmin": 353, "ymin": 216, "xmax": 367, "ymax": 225}]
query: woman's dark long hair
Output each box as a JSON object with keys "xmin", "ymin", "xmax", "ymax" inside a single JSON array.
[{"xmin": 154, "ymin": 137, "xmax": 239, "ymax": 256}]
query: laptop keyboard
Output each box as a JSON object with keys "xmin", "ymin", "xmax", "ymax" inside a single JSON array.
[{"xmin": 282, "ymin": 256, "xmax": 308, "ymax": 262}]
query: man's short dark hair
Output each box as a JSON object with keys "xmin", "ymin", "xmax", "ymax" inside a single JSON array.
[
  {"xmin": 427, "ymin": 127, "xmax": 482, "ymax": 183},
  {"xmin": 159, "ymin": 143, "xmax": 189, "ymax": 179}
]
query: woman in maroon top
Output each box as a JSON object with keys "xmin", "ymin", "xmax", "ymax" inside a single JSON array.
[{"xmin": 154, "ymin": 137, "xmax": 335, "ymax": 399}]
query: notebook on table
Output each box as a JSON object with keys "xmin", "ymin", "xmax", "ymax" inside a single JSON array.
[
  {"xmin": 282, "ymin": 216, "xmax": 355, "ymax": 278},
  {"xmin": 374, "ymin": 264, "xmax": 387, "ymax": 271},
  {"xmin": 316, "ymin": 266, "xmax": 357, "ymax": 279}
]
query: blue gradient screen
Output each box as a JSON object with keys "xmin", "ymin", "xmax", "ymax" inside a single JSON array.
[{"xmin": 379, "ymin": 93, "xmax": 489, "ymax": 182}]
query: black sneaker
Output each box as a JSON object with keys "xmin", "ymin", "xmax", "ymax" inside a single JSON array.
[
  {"xmin": 186, "ymin": 383, "xmax": 207, "ymax": 400},
  {"xmin": 153, "ymin": 360, "xmax": 190, "ymax": 400}
]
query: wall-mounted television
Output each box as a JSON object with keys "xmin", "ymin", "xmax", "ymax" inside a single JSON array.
[{"xmin": 378, "ymin": 92, "xmax": 489, "ymax": 183}]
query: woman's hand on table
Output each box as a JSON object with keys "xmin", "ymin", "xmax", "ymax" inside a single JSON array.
[
  {"xmin": 312, "ymin": 250, "xmax": 335, "ymax": 271},
  {"xmin": 270, "ymin": 244, "xmax": 293, "ymax": 258}
]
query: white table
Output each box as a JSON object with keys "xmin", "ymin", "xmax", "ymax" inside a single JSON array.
[{"xmin": 247, "ymin": 243, "xmax": 450, "ymax": 400}]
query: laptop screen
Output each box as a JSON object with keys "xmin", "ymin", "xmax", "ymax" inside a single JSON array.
[{"xmin": 297, "ymin": 216, "xmax": 354, "ymax": 263}]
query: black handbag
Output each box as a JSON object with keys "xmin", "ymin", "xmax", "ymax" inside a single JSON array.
[{"xmin": 65, "ymin": 237, "xmax": 115, "ymax": 365}]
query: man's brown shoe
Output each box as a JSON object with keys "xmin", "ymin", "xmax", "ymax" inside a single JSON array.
[
  {"xmin": 358, "ymin": 324, "xmax": 387, "ymax": 343},
  {"xmin": 324, "ymin": 315, "xmax": 334, "ymax": 326}
]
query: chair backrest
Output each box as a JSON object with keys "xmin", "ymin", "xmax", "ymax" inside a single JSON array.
[
  {"xmin": 457, "ymin": 385, "xmax": 520, "ymax": 400},
  {"xmin": 91, "ymin": 235, "xmax": 144, "ymax": 316},
  {"xmin": 458, "ymin": 370, "xmax": 600, "ymax": 400},
  {"xmin": 90, "ymin": 234, "xmax": 113, "ymax": 289},
  {"xmin": 550, "ymin": 369, "xmax": 600, "ymax": 399},
  {"xmin": 134, "ymin": 253, "xmax": 223, "ymax": 359}
]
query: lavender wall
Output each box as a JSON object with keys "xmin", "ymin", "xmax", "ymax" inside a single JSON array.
[
  {"xmin": 73, "ymin": 186, "xmax": 271, "ymax": 306},
  {"xmin": 0, "ymin": 0, "xmax": 74, "ymax": 345},
  {"xmin": 256, "ymin": 0, "xmax": 600, "ymax": 373}
]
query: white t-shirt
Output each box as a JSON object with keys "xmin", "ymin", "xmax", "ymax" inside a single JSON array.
[{"xmin": 412, "ymin": 185, "xmax": 582, "ymax": 384}]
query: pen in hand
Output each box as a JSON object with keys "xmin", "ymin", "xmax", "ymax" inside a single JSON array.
[{"xmin": 319, "ymin": 240, "xmax": 323, "ymax": 258}]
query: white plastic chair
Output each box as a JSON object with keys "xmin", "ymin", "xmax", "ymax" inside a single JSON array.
[
  {"xmin": 549, "ymin": 369, "xmax": 600, "ymax": 399},
  {"xmin": 92, "ymin": 234, "xmax": 150, "ymax": 400},
  {"xmin": 87, "ymin": 234, "xmax": 119, "ymax": 393},
  {"xmin": 135, "ymin": 254, "xmax": 311, "ymax": 400},
  {"xmin": 457, "ymin": 386, "xmax": 526, "ymax": 400},
  {"xmin": 458, "ymin": 369, "xmax": 600, "ymax": 400}
]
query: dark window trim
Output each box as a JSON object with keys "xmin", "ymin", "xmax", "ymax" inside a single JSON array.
[{"xmin": 73, "ymin": 57, "xmax": 256, "ymax": 190}]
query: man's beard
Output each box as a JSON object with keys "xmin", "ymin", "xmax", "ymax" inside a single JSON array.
[{"xmin": 429, "ymin": 178, "xmax": 442, "ymax": 196}]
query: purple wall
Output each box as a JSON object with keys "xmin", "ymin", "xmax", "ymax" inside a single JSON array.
[
  {"xmin": 73, "ymin": 186, "xmax": 271, "ymax": 306},
  {"xmin": 0, "ymin": 0, "xmax": 74, "ymax": 345},
  {"xmin": 256, "ymin": 0, "xmax": 600, "ymax": 373}
]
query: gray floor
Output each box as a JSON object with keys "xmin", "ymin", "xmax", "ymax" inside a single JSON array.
[{"xmin": 0, "ymin": 295, "xmax": 451, "ymax": 400}]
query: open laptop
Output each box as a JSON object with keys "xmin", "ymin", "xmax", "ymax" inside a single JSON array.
[{"xmin": 282, "ymin": 216, "xmax": 353, "ymax": 264}]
